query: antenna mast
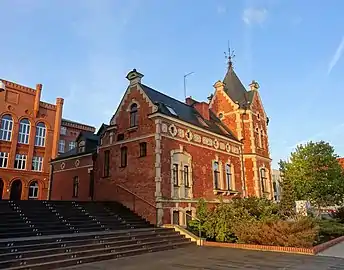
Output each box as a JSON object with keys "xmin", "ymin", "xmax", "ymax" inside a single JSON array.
[
  {"xmin": 224, "ymin": 41, "xmax": 235, "ymax": 69},
  {"xmin": 183, "ymin": 71, "xmax": 194, "ymax": 99}
]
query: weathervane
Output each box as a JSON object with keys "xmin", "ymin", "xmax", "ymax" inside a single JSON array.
[{"xmin": 224, "ymin": 41, "xmax": 235, "ymax": 70}]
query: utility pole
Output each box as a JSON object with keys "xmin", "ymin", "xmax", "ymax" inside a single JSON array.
[{"xmin": 183, "ymin": 72, "xmax": 194, "ymax": 99}]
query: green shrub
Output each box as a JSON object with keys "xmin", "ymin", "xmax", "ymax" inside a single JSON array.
[
  {"xmin": 232, "ymin": 217, "xmax": 318, "ymax": 248},
  {"xmin": 318, "ymin": 219, "xmax": 344, "ymax": 238}
]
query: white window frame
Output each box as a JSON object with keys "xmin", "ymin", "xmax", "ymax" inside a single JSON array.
[
  {"xmin": 14, "ymin": 154, "xmax": 27, "ymax": 170},
  {"xmin": 69, "ymin": 141, "xmax": 76, "ymax": 150},
  {"xmin": 0, "ymin": 152, "xmax": 9, "ymax": 168},
  {"xmin": 225, "ymin": 163, "xmax": 232, "ymax": 190},
  {"xmin": 35, "ymin": 123, "xmax": 46, "ymax": 147},
  {"xmin": 28, "ymin": 181, "xmax": 39, "ymax": 199},
  {"xmin": 0, "ymin": 115, "xmax": 13, "ymax": 141},
  {"xmin": 18, "ymin": 119, "xmax": 30, "ymax": 144},
  {"xmin": 59, "ymin": 140, "xmax": 65, "ymax": 153},
  {"xmin": 32, "ymin": 156, "xmax": 43, "ymax": 172},
  {"xmin": 60, "ymin": 126, "xmax": 67, "ymax": 135}
]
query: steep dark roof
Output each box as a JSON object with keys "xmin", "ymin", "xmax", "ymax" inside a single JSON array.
[
  {"xmin": 61, "ymin": 118, "xmax": 96, "ymax": 131},
  {"xmin": 223, "ymin": 68, "xmax": 254, "ymax": 107},
  {"xmin": 76, "ymin": 131, "xmax": 99, "ymax": 143},
  {"xmin": 140, "ymin": 84, "xmax": 238, "ymax": 141}
]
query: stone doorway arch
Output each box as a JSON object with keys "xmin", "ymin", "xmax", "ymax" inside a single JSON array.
[{"xmin": 10, "ymin": 179, "xmax": 22, "ymax": 201}]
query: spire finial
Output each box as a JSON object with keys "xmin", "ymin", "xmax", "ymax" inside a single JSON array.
[{"xmin": 224, "ymin": 41, "xmax": 235, "ymax": 70}]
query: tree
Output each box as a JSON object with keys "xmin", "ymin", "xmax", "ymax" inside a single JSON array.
[
  {"xmin": 279, "ymin": 160, "xmax": 296, "ymax": 217},
  {"xmin": 280, "ymin": 141, "xmax": 344, "ymax": 209}
]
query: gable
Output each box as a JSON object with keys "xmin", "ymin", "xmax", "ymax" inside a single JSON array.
[
  {"xmin": 250, "ymin": 91, "xmax": 267, "ymax": 119},
  {"xmin": 110, "ymin": 85, "xmax": 156, "ymax": 125}
]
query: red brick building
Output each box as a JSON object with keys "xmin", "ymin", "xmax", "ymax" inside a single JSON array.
[
  {"xmin": 0, "ymin": 80, "xmax": 63, "ymax": 200},
  {"xmin": 0, "ymin": 79, "xmax": 97, "ymax": 201},
  {"xmin": 51, "ymin": 64, "xmax": 272, "ymax": 226},
  {"xmin": 58, "ymin": 119, "xmax": 96, "ymax": 155}
]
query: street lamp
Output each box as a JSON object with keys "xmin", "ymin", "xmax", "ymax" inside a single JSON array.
[{"xmin": 0, "ymin": 81, "xmax": 5, "ymax": 92}]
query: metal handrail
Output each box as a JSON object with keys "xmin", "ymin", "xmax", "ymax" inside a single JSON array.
[
  {"xmin": 116, "ymin": 184, "xmax": 156, "ymax": 208},
  {"xmin": 179, "ymin": 208, "xmax": 202, "ymax": 240}
]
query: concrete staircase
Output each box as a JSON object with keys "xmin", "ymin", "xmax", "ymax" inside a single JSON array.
[{"xmin": 0, "ymin": 200, "xmax": 192, "ymax": 269}]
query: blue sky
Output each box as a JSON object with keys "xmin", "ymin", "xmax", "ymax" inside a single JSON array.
[{"xmin": 0, "ymin": 0, "xmax": 343, "ymax": 168}]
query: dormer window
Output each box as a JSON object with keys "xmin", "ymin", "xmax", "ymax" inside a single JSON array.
[
  {"xmin": 78, "ymin": 141, "xmax": 85, "ymax": 153},
  {"xmin": 130, "ymin": 103, "xmax": 138, "ymax": 127},
  {"xmin": 166, "ymin": 105, "xmax": 177, "ymax": 116},
  {"xmin": 196, "ymin": 116, "xmax": 208, "ymax": 127}
]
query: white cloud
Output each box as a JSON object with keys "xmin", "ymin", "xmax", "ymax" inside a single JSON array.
[
  {"xmin": 242, "ymin": 8, "xmax": 268, "ymax": 26},
  {"xmin": 327, "ymin": 36, "xmax": 344, "ymax": 75}
]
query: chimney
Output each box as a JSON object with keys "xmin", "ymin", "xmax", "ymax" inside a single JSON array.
[
  {"xmin": 194, "ymin": 102, "xmax": 210, "ymax": 121},
  {"xmin": 126, "ymin": 69, "xmax": 144, "ymax": 85},
  {"xmin": 185, "ymin": 96, "xmax": 196, "ymax": 106},
  {"xmin": 34, "ymin": 84, "xmax": 42, "ymax": 117},
  {"xmin": 249, "ymin": 80, "xmax": 260, "ymax": 91}
]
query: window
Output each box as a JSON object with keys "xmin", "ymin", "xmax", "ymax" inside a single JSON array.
[
  {"xmin": 184, "ymin": 165, "xmax": 189, "ymax": 187},
  {"xmin": 73, "ymin": 176, "xmax": 79, "ymax": 197},
  {"xmin": 225, "ymin": 164, "xmax": 232, "ymax": 190},
  {"xmin": 213, "ymin": 161, "xmax": 220, "ymax": 190},
  {"xmin": 18, "ymin": 119, "xmax": 30, "ymax": 144},
  {"xmin": 117, "ymin": 133, "xmax": 124, "ymax": 141},
  {"xmin": 120, "ymin": 147, "xmax": 127, "ymax": 167},
  {"xmin": 28, "ymin": 181, "xmax": 39, "ymax": 199},
  {"xmin": 59, "ymin": 140, "xmax": 65, "ymax": 153},
  {"xmin": 32, "ymin": 156, "xmax": 43, "ymax": 171},
  {"xmin": 129, "ymin": 103, "xmax": 138, "ymax": 127},
  {"xmin": 78, "ymin": 141, "xmax": 85, "ymax": 153},
  {"xmin": 104, "ymin": 150, "xmax": 110, "ymax": 177},
  {"xmin": 60, "ymin": 126, "xmax": 67, "ymax": 135},
  {"xmin": 35, "ymin": 122, "xmax": 46, "ymax": 147},
  {"xmin": 0, "ymin": 152, "xmax": 8, "ymax": 168},
  {"xmin": 172, "ymin": 164, "xmax": 179, "ymax": 186},
  {"xmin": 69, "ymin": 141, "xmax": 76, "ymax": 150},
  {"xmin": 139, "ymin": 142, "xmax": 147, "ymax": 157},
  {"xmin": 14, "ymin": 154, "xmax": 27, "ymax": 170},
  {"xmin": 261, "ymin": 130, "xmax": 264, "ymax": 149},
  {"xmin": 173, "ymin": 211, "xmax": 179, "ymax": 225},
  {"xmin": 0, "ymin": 114, "xmax": 13, "ymax": 141},
  {"xmin": 166, "ymin": 105, "xmax": 177, "ymax": 116},
  {"xmin": 260, "ymin": 168, "xmax": 267, "ymax": 193}
]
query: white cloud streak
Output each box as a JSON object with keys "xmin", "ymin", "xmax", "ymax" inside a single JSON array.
[
  {"xmin": 242, "ymin": 8, "xmax": 268, "ymax": 26},
  {"xmin": 328, "ymin": 36, "xmax": 344, "ymax": 75}
]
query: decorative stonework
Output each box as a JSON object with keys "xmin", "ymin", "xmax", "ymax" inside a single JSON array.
[
  {"xmin": 213, "ymin": 139, "xmax": 219, "ymax": 149},
  {"xmin": 60, "ymin": 163, "xmax": 65, "ymax": 170},
  {"xmin": 185, "ymin": 129, "xmax": 193, "ymax": 141},
  {"xmin": 220, "ymin": 142, "xmax": 226, "ymax": 151},
  {"xmin": 162, "ymin": 123, "xmax": 168, "ymax": 133},
  {"xmin": 202, "ymin": 137, "xmax": 213, "ymax": 147},
  {"xmin": 75, "ymin": 160, "xmax": 80, "ymax": 167},
  {"xmin": 169, "ymin": 124, "xmax": 177, "ymax": 137},
  {"xmin": 193, "ymin": 134, "xmax": 201, "ymax": 143},
  {"xmin": 225, "ymin": 143, "xmax": 231, "ymax": 153},
  {"xmin": 178, "ymin": 128, "xmax": 185, "ymax": 138},
  {"xmin": 232, "ymin": 146, "xmax": 239, "ymax": 154}
]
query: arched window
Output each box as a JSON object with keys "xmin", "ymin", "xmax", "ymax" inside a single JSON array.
[
  {"xmin": 225, "ymin": 164, "xmax": 232, "ymax": 190},
  {"xmin": 18, "ymin": 118, "xmax": 30, "ymax": 144},
  {"xmin": 73, "ymin": 176, "xmax": 79, "ymax": 198},
  {"xmin": 35, "ymin": 122, "xmax": 46, "ymax": 147},
  {"xmin": 0, "ymin": 114, "xmax": 13, "ymax": 141},
  {"xmin": 28, "ymin": 181, "xmax": 39, "ymax": 199},
  {"xmin": 213, "ymin": 161, "xmax": 220, "ymax": 190},
  {"xmin": 129, "ymin": 103, "xmax": 138, "ymax": 127},
  {"xmin": 260, "ymin": 168, "xmax": 267, "ymax": 193}
]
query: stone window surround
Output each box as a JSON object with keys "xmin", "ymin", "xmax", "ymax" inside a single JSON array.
[
  {"xmin": 170, "ymin": 146, "xmax": 193, "ymax": 199},
  {"xmin": 259, "ymin": 164, "xmax": 271, "ymax": 196},
  {"xmin": 170, "ymin": 206, "xmax": 196, "ymax": 227},
  {"xmin": 212, "ymin": 156, "xmax": 237, "ymax": 195}
]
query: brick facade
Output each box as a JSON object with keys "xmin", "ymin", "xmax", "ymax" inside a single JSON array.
[
  {"xmin": 0, "ymin": 80, "xmax": 63, "ymax": 200},
  {"xmin": 50, "ymin": 67, "xmax": 272, "ymax": 226},
  {"xmin": 0, "ymin": 79, "xmax": 97, "ymax": 201}
]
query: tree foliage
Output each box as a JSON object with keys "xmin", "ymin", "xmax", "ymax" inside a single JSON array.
[{"xmin": 280, "ymin": 141, "xmax": 344, "ymax": 207}]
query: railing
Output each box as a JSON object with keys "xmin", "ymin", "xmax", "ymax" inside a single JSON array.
[
  {"xmin": 115, "ymin": 184, "xmax": 158, "ymax": 224},
  {"xmin": 179, "ymin": 208, "xmax": 202, "ymax": 240}
]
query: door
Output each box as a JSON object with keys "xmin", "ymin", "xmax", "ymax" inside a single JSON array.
[
  {"xmin": 0, "ymin": 179, "xmax": 3, "ymax": 200},
  {"xmin": 10, "ymin": 180, "xmax": 22, "ymax": 200}
]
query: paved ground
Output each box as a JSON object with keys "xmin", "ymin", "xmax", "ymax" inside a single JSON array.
[
  {"xmin": 65, "ymin": 246, "xmax": 344, "ymax": 270},
  {"xmin": 319, "ymin": 242, "xmax": 344, "ymax": 258}
]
